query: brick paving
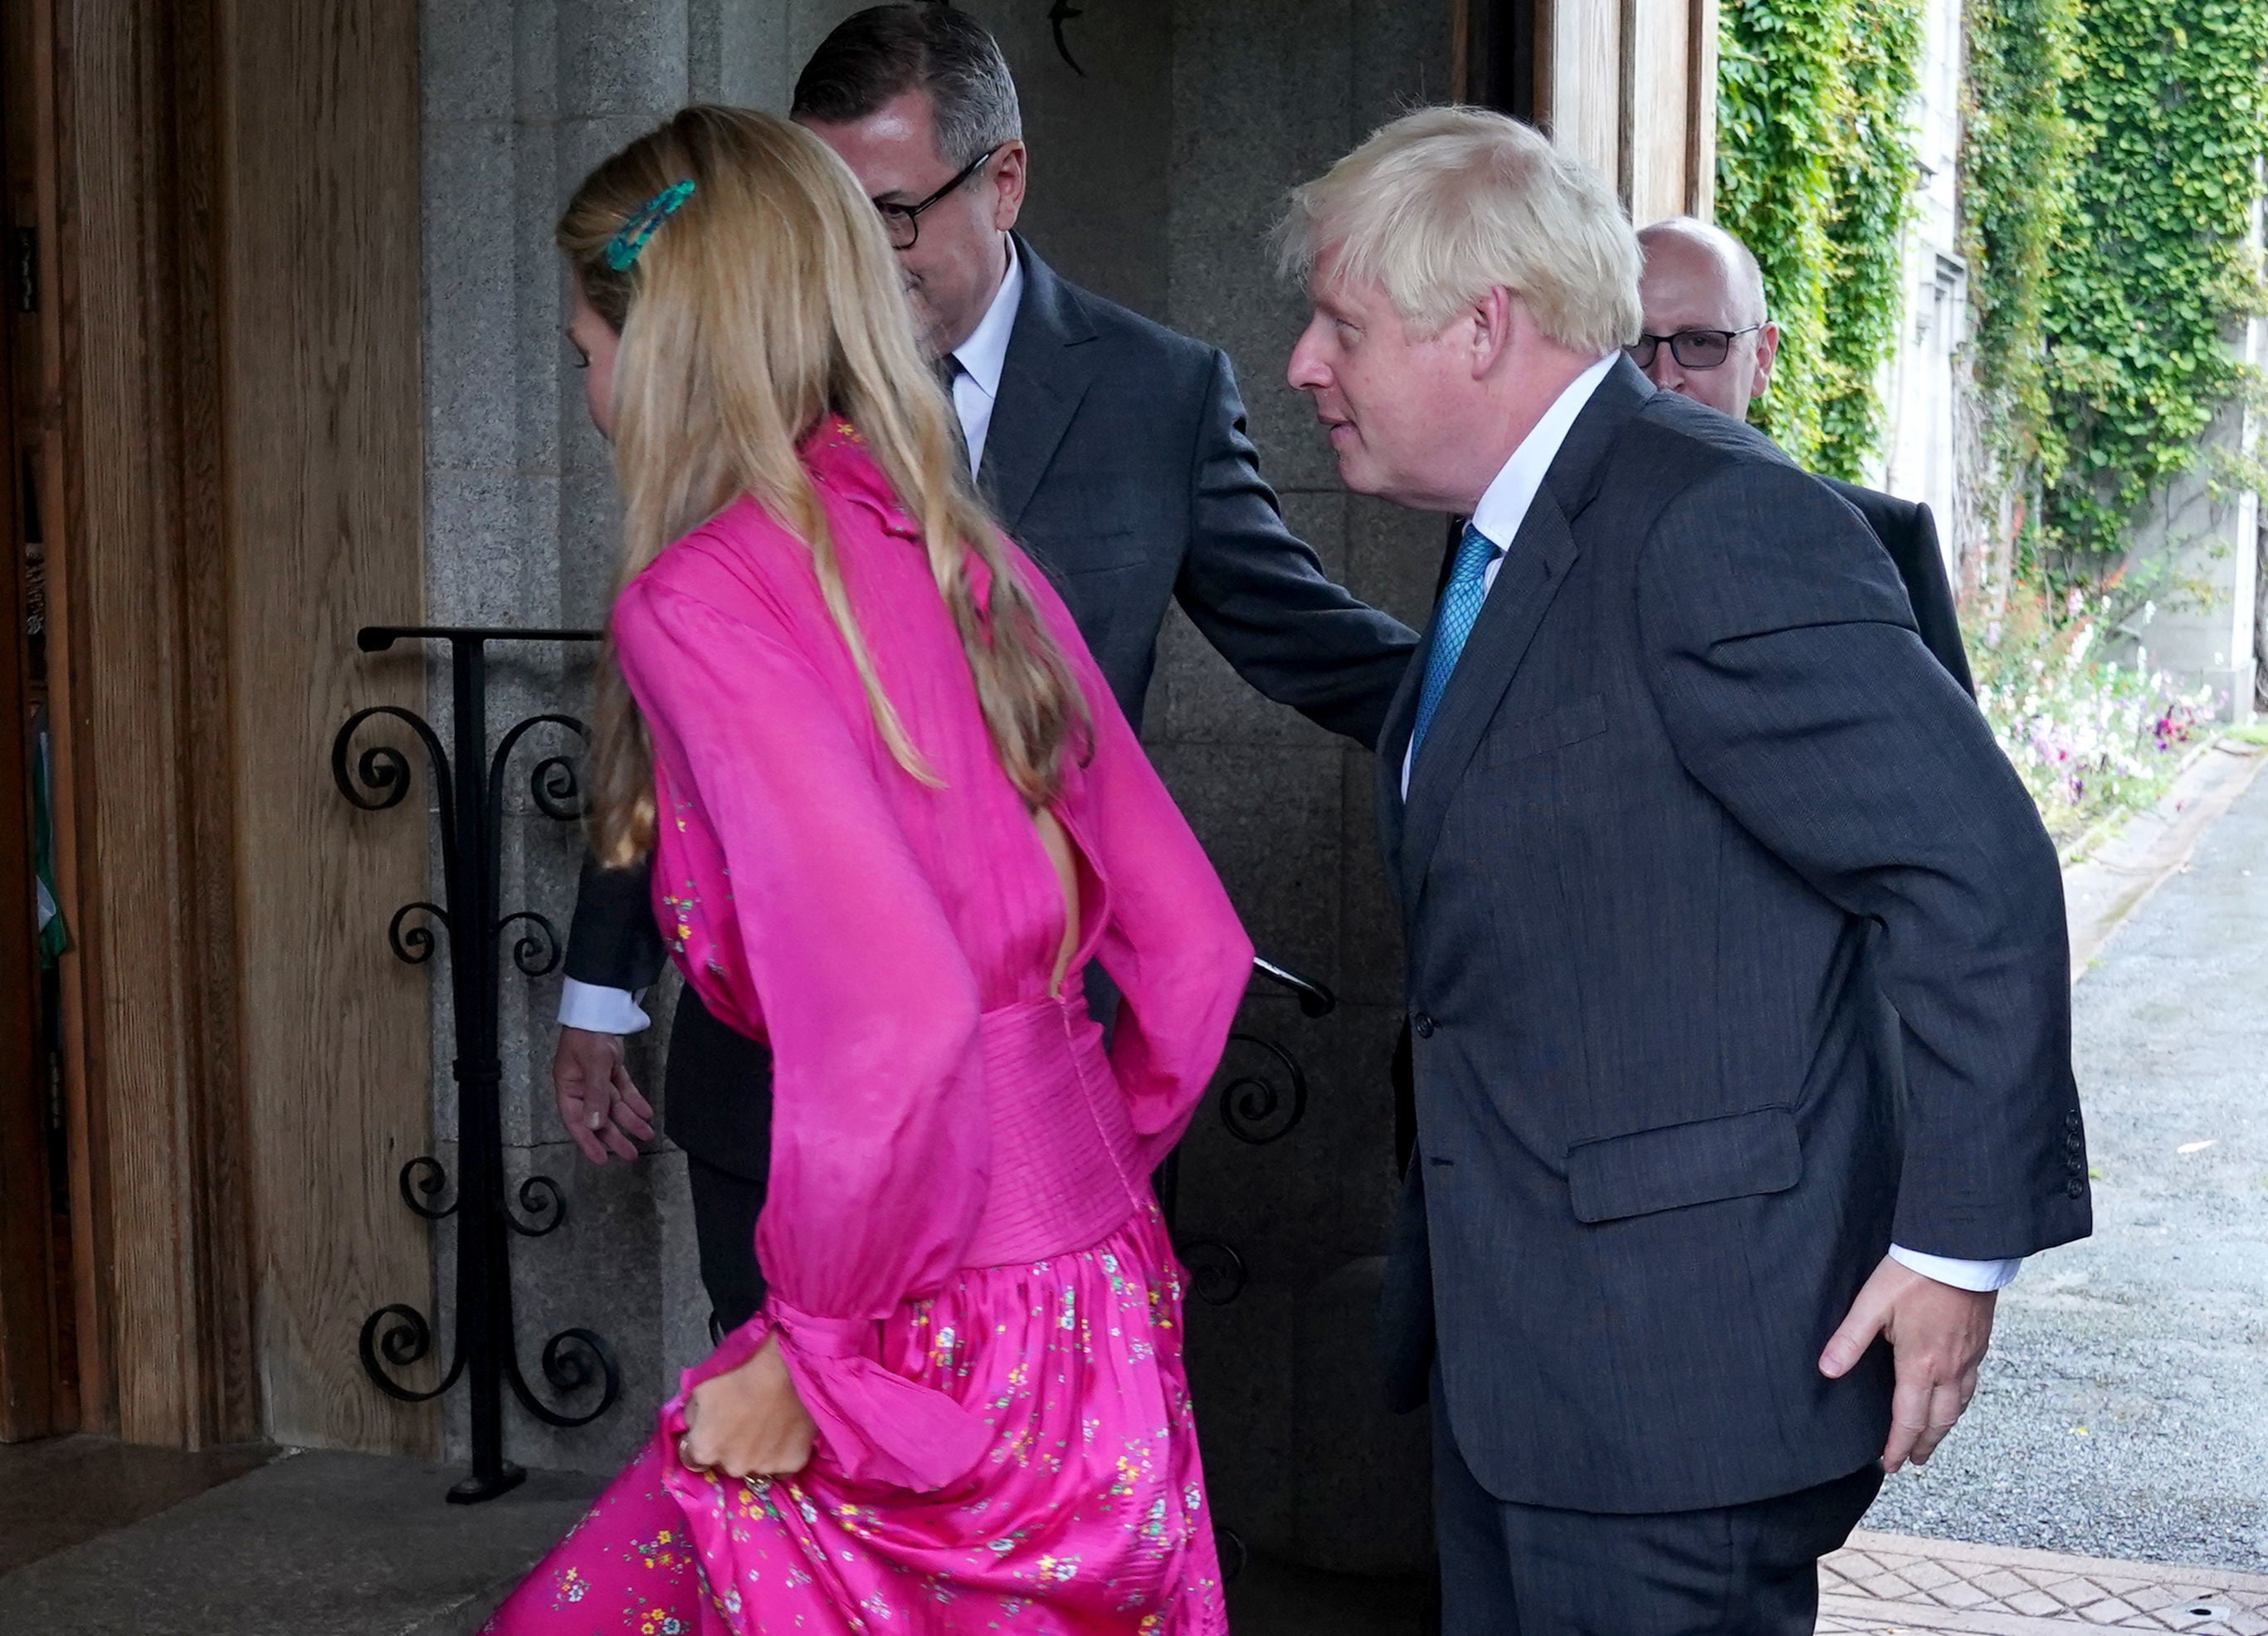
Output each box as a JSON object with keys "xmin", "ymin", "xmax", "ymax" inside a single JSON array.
[{"xmin": 1821, "ymin": 1531, "xmax": 2268, "ymax": 1634}]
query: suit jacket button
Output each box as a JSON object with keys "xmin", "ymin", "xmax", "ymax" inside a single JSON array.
[
  {"xmin": 1412, "ymin": 1013, "xmax": 1435, "ymax": 1038},
  {"xmin": 2066, "ymin": 1110, "xmax": 2085, "ymax": 1131},
  {"xmin": 2066, "ymin": 1177, "xmax": 2087, "ymax": 1198}
]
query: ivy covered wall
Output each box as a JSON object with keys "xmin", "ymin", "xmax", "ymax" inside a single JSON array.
[
  {"xmin": 1716, "ymin": 0, "xmax": 1925, "ymax": 480},
  {"xmin": 2038, "ymin": 0, "xmax": 2268, "ymax": 566},
  {"xmin": 1721, "ymin": 0, "xmax": 2268, "ymax": 580}
]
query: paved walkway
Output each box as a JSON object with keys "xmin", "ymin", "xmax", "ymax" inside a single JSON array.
[
  {"xmin": 0, "ymin": 1447, "xmax": 600, "ymax": 1635},
  {"xmin": 1821, "ymin": 1531, "xmax": 2268, "ymax": 1633},
  {"xmin": 1860, "ymin": 744, "xmax": 2268, "ymax": 1570}
]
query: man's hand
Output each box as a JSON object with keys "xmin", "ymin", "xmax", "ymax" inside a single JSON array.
[
  {"xmin": 1820, "ymin": 1254, "xmax": 1997, "ymax": 1474},
  {"xmin": 552, "ymin": 1026, "xmax": 655, "ymax": 1165},
  {"xmin": 683, "ymin": 1336, "xmax": 817, "ymax": 1479}
]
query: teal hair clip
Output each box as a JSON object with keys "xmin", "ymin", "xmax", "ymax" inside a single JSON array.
[{"xmin": 605, "ymin": 179, "xmax": 696, "ymax": 272}]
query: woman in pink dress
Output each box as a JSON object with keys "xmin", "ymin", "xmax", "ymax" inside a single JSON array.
[{"xmin": 482, "ymin": 107, "xmax": 1251, "ymax": 1636}]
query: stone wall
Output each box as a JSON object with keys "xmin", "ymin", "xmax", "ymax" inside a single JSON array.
[
  {"xmin": 2118, "ymin": 384, "xmax": 2264, "ymax": 723},
  {"xmin": 419, "ymin": 0, "xmax": 1447, "ymax": 1569}
]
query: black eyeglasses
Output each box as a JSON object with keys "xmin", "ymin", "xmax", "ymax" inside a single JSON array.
[
  {"xmin": 1626, "ymin": 326, "xmax": 1762, "ymax": 370},
  {"xmin": 872, "ymin": 147, "xmax": 999, "ymax": 251}
]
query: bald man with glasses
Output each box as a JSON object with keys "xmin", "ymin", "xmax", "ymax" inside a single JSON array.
[{"xmin": 1632, "ymin": 217, "xmax": 1974, "ymax": 694}]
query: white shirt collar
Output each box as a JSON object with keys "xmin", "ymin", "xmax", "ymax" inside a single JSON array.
[
  {"xmin": 1399, "ymin": 352, "xmax": 1620, "ymax": 800},
  {"xmin": 1468, "ymin": 351, "xmax": 1621, "ymax": 550},
  {"xmin": 944, "ymin": 235, "xmax": 1022, "ymax": 404}
]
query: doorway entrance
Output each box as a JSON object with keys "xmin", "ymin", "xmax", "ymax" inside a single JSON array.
[{"xmin": 0, "ymin": 0, "xmax": 75, "ymax": 1443}]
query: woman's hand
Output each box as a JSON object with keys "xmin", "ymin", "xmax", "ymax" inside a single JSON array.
[{"xmin": 680, "ymin": 1335, "xmax": 818, "ymax": 1480}]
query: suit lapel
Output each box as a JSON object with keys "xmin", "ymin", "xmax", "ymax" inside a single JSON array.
[
  {"xmin": 1396, "ymin": 496, "xmax": 1580, "ymax": 899},
  {"xmin": 1385, "ymin": 357, "xmax": 1656, "ymax": 904},
  {"xmin": 982, "ymin": 237, "xmax": 1100, "ymax": 533}
]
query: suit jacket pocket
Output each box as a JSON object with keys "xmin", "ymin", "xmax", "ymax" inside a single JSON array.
[
  {"xmin": 1486, "ymin": 692, "xmax": 1608, "ymax": 763},
  {"xmin": 1564, "ymin": 1106, "xmax": 1802, "ymax": 1223}
]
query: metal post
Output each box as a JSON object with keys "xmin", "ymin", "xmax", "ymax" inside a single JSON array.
[{"xmin": 334, "ymin": 625, "xmax": 622, "ymax": 1503}]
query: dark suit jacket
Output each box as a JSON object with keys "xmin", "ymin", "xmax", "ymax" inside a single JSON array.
[
  {"xmin": 1376, "ymin": 358, "xmax": 2087, "ymax": 1515},
  {"xmin": 1823, "ymin": 478, "xmax": 1974, "ymax": 696},
  {"xmin": 1389, "ymin": 473, "xmax": 1977, "ymax": 1175},
  {"xmin": 566, "ymin": 237, "xmax": 1417, "ymax": 1173}
]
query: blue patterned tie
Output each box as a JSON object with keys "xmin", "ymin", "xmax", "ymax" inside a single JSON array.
[{"xmin": 1410, "ymin": 522, "xmax": 1505, "ymax": 760}]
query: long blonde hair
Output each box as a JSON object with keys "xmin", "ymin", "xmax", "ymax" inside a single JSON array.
[{"xmin": 558, "ymin": 105, "xmax": 1087, "ymax": 867}]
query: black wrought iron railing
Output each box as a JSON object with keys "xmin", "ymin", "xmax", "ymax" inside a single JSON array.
[
  {"xmin": 1157, "ymin": 956, "xmax": 1333, "ymax": 1308},
  {"xmin": 335, "ymin": 624, "xmax": 617, "ymax": 1503},
  {"xmin": 336, "ymin": 624, "xmax": 1335, "ymax": 1518}
]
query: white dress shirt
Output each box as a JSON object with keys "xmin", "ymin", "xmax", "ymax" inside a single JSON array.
[
  {"xmin": 1402, "ymin": 351, "xmax": 1619, "ymax": 799},
  {"xmin": 941, "ymin": 236, "xmax": 1023, "ymax": 476},
  {"xmin": 555, "ymin": 242, "xmax": 1030, "ymax": 1039},
  {"xmin": 1395, "ymin": 352, "xmax": 2019, "ymax": 1296}
]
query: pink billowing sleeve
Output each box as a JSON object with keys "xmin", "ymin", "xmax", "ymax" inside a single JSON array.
[
  {"xmin": 613, "ymin": 579, "xmax": 993, "ymax": 1492},
  {"xmin": 1034, "ymin": 568, "xmax": 1255, "ymax": 1173}
]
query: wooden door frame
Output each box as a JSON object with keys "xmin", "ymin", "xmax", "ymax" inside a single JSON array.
[
  {"xmin": 20, "ymin": 0, "xmax": 432, "ymax": 1458},
  {"xmin": 1454, "ymin": 0, "xmax": 1720, "ymax": 219},
  {"xmin": 29, "ymin": 0, "xmax": 257, "ymax": 1448}
]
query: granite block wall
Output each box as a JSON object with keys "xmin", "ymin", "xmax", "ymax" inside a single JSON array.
[{"xmin": 418, "ymin": 0, "xmax": 1449, "ymax": 1565}]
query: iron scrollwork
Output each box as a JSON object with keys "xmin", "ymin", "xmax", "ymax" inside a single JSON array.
[
  {"xmin": 334, "ymin": 624, "xmax": 617, "ymax": 1503},
  {"xmin": 388, "ymin": 902, "xmax": 449, "ymax": 965},
  {"xmin": 1165, "ymin": 955, "xmax": 1336, "ymax": 1577},
  {"xmin": 498, "ymin": 911, "xmax": 563, "ymax": 978},
  {"xmin": 1160, "ymin": 952, "xmax": 1336, "ymax": 1301},
  {"xmin": 505, "ymin": 1175, "xmax": 568, "ymax": 1238},
  {"xmin": 1178, "ymin": 1235, "xmax": 1249, "ymax": 1307},
  {"xmin": 358, "ymin": 1302, "xmax": 466, "ymax": 1404},
  {"xmin": 1217, "ymin": 1033, "xmax": 1309, "ymax": 1147},
  {"xmin": 509, "ymin": 1328, "xmax": 623, "ymax": 1428},
  {"xmin": 1047, "ymin": 0, "xmax": 1086, "ymax": 76},
  {"xmin": 399, "ymin": 1155, "xmax": 458, "ymax": 1221}
]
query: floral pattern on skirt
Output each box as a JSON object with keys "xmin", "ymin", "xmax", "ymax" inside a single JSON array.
[{"xmin": 484, "ymin": 1202, "xmax": 1224, "ymax": 1635}]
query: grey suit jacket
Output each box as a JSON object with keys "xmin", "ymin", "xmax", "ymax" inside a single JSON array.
[
  {"xmin": 1377, "ymin": 358, "xmax": 2087, "ymax": 1514},
  {"xmin": 566, "ymin": 237, "xmax": 1417, "ymax": 1172}
]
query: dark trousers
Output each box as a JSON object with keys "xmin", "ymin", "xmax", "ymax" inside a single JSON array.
[
  {"xmin": 663, "ymin": 988, "xmax": 774, "ymax": 1335},
  {"xmin": 1434, "ymin": 1397, "xmax": 1882, "ymax": 1635},
  {"xmin": 685, "ymin": 1153, "xmax": 768, "ymax": 1332}
]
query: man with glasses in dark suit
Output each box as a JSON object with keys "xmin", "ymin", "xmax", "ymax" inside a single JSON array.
[
  {"xmin": 1631, "ymin": 216, "xmax": 1974, "ymax": 694},
  {"xmin": 549, "ymin": 4, "xmax": 1417, "ymax": 1334}
]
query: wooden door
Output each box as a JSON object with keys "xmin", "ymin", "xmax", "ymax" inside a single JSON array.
[{"xmin": 24, "ymin": 0, "xmax": 432, "ymax": 1455}]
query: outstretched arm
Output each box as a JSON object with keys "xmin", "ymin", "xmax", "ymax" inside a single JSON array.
[{"xmin": 1177, "ymin": 349, "xmax": 1419, "ymax": 750}]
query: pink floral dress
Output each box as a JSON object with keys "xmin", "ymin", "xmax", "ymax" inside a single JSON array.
[{"xmin": 483, "ymin": 422, "xmax": 1253, "ymax": 1635}]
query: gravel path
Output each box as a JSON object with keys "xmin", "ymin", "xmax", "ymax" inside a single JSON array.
[{"xmin": 1864, "ymin": 758, "xmax": 2268, "ymax": 1571}]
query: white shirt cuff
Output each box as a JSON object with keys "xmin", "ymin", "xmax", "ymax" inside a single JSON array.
[
  {"xmin": 558, "ymin": 977, "xmax": 651, "ymax": 1036},
  {"xmin": 1888, "ymin": 1243, "xmax": 2022, "ymax": 1292}
]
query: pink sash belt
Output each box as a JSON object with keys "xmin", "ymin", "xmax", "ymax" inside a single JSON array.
[
  {"xmin": 662, "ymin": 986, "xmax": 1154, "ymax": 1497},
  {"xmin": 960, "ymin": 988, "xmax": 1148, "ymax": 1269}
]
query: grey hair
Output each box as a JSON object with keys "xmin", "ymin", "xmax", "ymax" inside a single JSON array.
[
  {"xmin": 1276, "ymin": 105, "xmax": 1641, "ymax": 356},
  {"xmin": 792, "ymin": 4, "xmax": 1022, "ymax": 168}
]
